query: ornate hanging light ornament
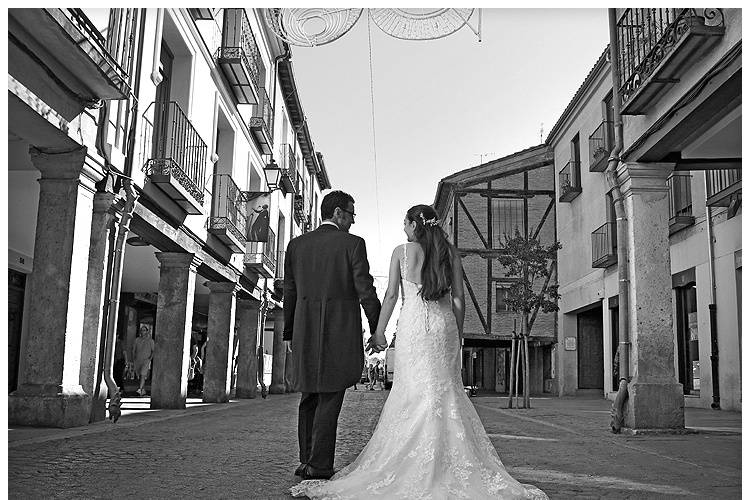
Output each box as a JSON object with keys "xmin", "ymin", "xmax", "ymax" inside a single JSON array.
[
  {"xmin": 264, "ymin": 8, "xmax": 363, "ymax": 47},
  {"xmin": 369, "ymin": 8, "xmax": 475, "ymax": 41}
]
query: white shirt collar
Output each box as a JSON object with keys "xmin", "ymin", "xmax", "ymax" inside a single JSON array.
[{"xmin": 321, "ymin": 220, "xmax": 339, "ymax": 229}]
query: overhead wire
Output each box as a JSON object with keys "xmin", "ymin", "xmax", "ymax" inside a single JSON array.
[{"xmin": 366, "ymin": 9, "xmax": 384, "ymax": 259}]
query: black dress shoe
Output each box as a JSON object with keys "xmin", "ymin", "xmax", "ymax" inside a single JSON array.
[
  {"xmin": 301, "ymin": 465, "xmax": 334, "ymax": 480},
  {"xmin": 294, "ymin": 463, "xmax": 307, "ymax": 477}
]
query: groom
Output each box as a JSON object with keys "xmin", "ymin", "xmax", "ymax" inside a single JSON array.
[{"xmin": 283, "ymin": 190, "xmax": 383, "ymax": 480}]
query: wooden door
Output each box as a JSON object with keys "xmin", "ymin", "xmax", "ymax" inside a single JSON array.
[{"xmin": 578, "ymin": 308, "xmax": 604, "ymax": 389}]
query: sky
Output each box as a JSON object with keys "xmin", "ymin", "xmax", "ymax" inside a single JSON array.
[{"xmin": 291, "ymin": 8, "xmax": 610, "ymax": 277}]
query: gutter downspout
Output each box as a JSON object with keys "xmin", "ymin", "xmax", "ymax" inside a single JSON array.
[
  {"xmin": 606, "ymin": 8, "xmax": 631, "ymax": 433},
  {"xmin": 705, "ymin": 177, "xmax": 721, "ymax": 409},
  {"xmin": 98, "ymin": 9, "xmax": 146, "ymax": 404}
]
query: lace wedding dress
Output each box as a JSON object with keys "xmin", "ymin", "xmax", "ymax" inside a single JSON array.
[{"xmin": 291, "ymin": 244, "xmax": 548, "ymax": 499}]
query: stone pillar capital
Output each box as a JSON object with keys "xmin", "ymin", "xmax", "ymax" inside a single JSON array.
[
  {"xmin": 237, "ymin": 298, "xmax": 261, "ymax": 311},
  {"xmin": 616, "ymin": 162, "xmax": 675, "ymax": 197},
  {"xmin": 155, "ymin": 252, "xmax": 202, "ymax": 271},
  {"xmin": 92, "ymin": 191, "xmax": 118, "ymax": 214},
  {"xmin": 29, "ymin": 146, "xmax": 104, "ymax": 188},
  {"xmin": 206, "ymin": 281, "xmax": 241, "ymax": 295}
]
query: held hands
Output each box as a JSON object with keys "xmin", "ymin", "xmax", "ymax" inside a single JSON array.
[
  {"xmin": 284, "ymin": 340, "xmax": 292, "ymax": 353},
  {"xmin": 366, "ymin": 332, "xmax": 388, "ymax": 355}
]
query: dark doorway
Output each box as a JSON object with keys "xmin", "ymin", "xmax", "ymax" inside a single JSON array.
[
  {"xmin": 152, "ymin": 41, "xmax": 174, "ymax": 158},
  {"xmin": 578, "ymin": 307, "xmax": 604, "ymax": 389},
  {"xmin": 675, "ymin": 283, "xmax": 699, "ymax": 395},
  {"xmin": 610, "ymin": 304, "xmax": 619, "ymax": 389},
  {"xmin": 8, "ymin": 269, "xmax": 26, "ymax": 392}
]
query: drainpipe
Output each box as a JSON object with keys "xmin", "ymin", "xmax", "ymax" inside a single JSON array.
[
  {"xmin": 98, "ymin": 9, "xmax": 146, "ymax": 401},
  {"xmin": 704, "ymin": 176, "xmax": 721, "ymax": 409},
  {"xmin": 102, "ymin": 180, "xmax": 139, "ymax": 397},
  {"xmin": 606, "ymin": 8, "xmax": 631, "ymax": 433}
]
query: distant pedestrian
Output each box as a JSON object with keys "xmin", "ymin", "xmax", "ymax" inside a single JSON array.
[
  {"xmin": 188, "ymin": 344, "xmax": 203, "ymax": 396},
  {"xmin": 367, "ymin": 363, "xmax": 376, "ymax": 390},
  {"xmin": 133, "ymin": 324, "xmax": 154, "ymax": 397},
  {"xmin": 376, "ymin": 360, "xmax": 385, "ymax": 390}
]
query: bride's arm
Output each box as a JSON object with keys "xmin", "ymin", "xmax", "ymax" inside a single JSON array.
[
  {"xmin": 450, "ymin": 246, "xmax": 465, "ymax": 340},
  {"xmin": 373, "ymin": 247, "xmax": 402, "ymax": 344}
]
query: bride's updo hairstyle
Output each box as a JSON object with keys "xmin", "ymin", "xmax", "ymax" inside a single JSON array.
[{"xmin": 406, "ymin": 204, "xmax": 453, "ymax": 301}]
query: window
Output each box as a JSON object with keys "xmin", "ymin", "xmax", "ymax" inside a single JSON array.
[
  {"xmin": 492, "ymin": 199, "xmax": 524, "ymax": 242},
  {"xmin": 495, "ymin": 285, "xmax": 511, "ymax": 313},
  {"xmin": 571, "ymin": 133, "xmax": 582, "ymax": 188}
]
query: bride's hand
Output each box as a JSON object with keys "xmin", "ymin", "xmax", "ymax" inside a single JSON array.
[{"xmin": 374, "ymin": 332, "xmax": 388, "ymax": 350}]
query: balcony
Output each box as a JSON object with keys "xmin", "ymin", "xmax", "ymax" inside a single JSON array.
[
  {"xmin": 209, "ymin": 174, "xmax": 247, "ymax": 252},
  {"xmin": 294, "ymin": 173, "xmax": 308, "ymax": 226},
  {"xmin": 10, "ymin": 9, "xmax": 135, "ymax": 101},
  {"xmin": 706, "ymin": 168, "xmax": 742, "ymax": 210},
  {"xmin": 142, "ymin": 101, "xmax": 207, "ymax": 214},
  {"xmin": 244, "ymin": 228, "xmax": 276, "ymax": 278},
  {"xmin": 279, "ymin": 144, "xmax": 297, "ymax": 195},
  {"xmin": 588, "ymin": 120, "xmax": 614, "ymax": 172},
  {"xmin": 216, "ymin": 8, "xmax": 263, "ymax": 105},
  {"xmin": 592, "ymin": 222, "xmax": 617, "ymax": 268},
  {"xmin": 248, "ymin": 87, "xmax": 274, "ymax": 155},
  {"xmin": 559, "ymin": 160, "xmax": 582, "ymax": 202},
  {"xmin": 617, "ymin": 9, "xmax": 726, "ymax": 115},
  {"xmin": 667, "ymin": 173, "xmax": 695, "ymax": 234}
]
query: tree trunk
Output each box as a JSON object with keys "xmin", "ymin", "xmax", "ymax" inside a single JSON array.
[
  {"xmin": 524, "ymin": 333, "xmax": 531, "ymax": 409},
  {"xmin": 507, "ymin": 337, "xmax": 517, "ymax": 408},
  {"xmin": 514, "ymin": 336, "xmax": 521, "ymax": 408}
]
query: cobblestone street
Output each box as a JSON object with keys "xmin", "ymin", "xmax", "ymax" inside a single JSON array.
[{"xmin": 9, "ymin": 390, "xmax": 741, "ymax": 499}]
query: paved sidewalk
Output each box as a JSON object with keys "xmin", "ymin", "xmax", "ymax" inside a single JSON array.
[{"xmin": 8, "ymin": 391, "xmax": 741, "ymax": 499}]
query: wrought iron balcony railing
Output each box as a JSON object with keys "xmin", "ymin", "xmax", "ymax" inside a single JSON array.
[
  {"xmin": 248, "ymin": 86, "xmax": 274, "ymax": 155},
  {"xmin": 11, "ymin": 9, "xmax": 136, "ymax": 101},
  {"xmin": 279, "ymin": 143, "xmax": 297, "ymax": 195},
  {"xmin": 216, "ymin": 8, "xmax": 263, "ymax": 105},
  {"xmin": 667, "ymin": 173, "xmax": 694, "ymax": 234},
  {"xmin": 245, "ymin": 227, "xmax": 276, "ymax": 278},
  {"xmin": 209, "ymin": 174, "xmax": 248, "ymax": 252},
  {"xmin": 559, "ymin": 160, "xmax": 582, "ymax": 202},
  {"xmin": 616, "ymin": 8, "xmax": 725, "ymax": 114},
  {"xmin": 706, "ymin": 168, "xmax": 741, "ymax": 208},
  {"xmin": 141, "ymin": 101, "xmax": 207, "ymax": 213},
  {"xmin": 294, "ymin": 173, "xmax": 308, "ymax": 226},
  {"xmin": 592, "ymin": 221, "xmax": 617, "ymax": 268},
  {"xmin": 588, "ymin": 120, "xmax": 615, "ymax": 172}
]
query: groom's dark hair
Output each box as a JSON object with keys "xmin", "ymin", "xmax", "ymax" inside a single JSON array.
[{"xmin": 321, "ymin": 190, "xmax": 355, "ymax": 220}]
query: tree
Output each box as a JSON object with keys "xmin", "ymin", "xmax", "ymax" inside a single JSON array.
[{"xmin": 497, "ymin": 228, "xmax": 560, "ymax": 409}]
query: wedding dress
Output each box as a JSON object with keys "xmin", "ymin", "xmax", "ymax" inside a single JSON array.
[{"xmin": 291, "ymin": 244, "xmax": 548, "ymax": 499}]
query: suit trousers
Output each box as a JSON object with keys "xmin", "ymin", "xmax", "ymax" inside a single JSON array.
[{"xmin": 298, "ymin": 390, "xmax": 347, "ymax": 473}]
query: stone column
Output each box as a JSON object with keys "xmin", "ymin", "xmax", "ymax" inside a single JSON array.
[
  {"xmin": 9, "ymin": 146, "xmax": 101, "ymax": 428},
  {"xmin": 80, "ymin": 191, "xmax": 118, "ymax": 423},
  {"xmin": 618, "ymin": 162, "xmax": 684, "ymax": 429},
  {"xmin": 269, "ymin": 309, "xmax": 287, "ymax": 394},
  {"xmin": 235, "ymin": 299, "xmax": 261, "ymax": 398},
  {"xmin": 151, "ymin": 253, "xmax": 201, "ymax": 409},
  {"xmin": 203, "ymin": 281, "xmax": 239, "ymax": 403}
]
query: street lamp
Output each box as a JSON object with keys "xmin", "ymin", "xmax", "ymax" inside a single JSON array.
[{"xmin": 263, "ymin": 158, "xmax": 282, "ymax": 192}]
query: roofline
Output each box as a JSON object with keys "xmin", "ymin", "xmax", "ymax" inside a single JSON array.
[{"xmin": 544, "ymin": 45, "xmax": 610, "ymax": 144}]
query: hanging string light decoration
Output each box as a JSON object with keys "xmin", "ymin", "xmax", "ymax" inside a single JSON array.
[
  {"xmin": 369, "ymin": 8, "xmax": 475, "ymax": 41},
  {"xmin": 264, "ymin": 8, "xmax": 363, "ymax": 47}
]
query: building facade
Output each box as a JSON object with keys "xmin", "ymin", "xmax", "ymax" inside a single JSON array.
[
  {"xmin": 8, "ymin": 8, "xmax": 330, "ymax": 428},
  {"xmin": 434, "ymin": 145, "xmax": 558, "ymax": 395},
  {"xmin": 550, "ymin": 8, "xmax": 741, "ymax": 419}
]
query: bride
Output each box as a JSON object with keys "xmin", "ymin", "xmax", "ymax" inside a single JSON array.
[{"xmin": 291, "ymin": 204, "xmax": 548, "ymax": 499}]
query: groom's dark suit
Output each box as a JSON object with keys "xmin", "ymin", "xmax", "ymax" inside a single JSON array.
[{"xmin": 283, "ymin": 223, "xmax": 381, "ymax": 475}]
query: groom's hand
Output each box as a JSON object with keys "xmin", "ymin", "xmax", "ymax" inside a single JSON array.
[{"xmin": 284, "ymin": 340, "xmax": 292, "ymax": 353}]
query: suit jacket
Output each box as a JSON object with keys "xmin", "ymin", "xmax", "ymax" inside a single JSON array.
[{"xmin": 283, "ymin": 224, "xmax": 381, "ymax": 393}]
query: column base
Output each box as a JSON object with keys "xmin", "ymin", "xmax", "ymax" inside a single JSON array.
[
  {"xmin": 88, "ymin": 379, "xmax": 108, "ymax": 423},
  {"xmin": 269, "ymin": 383, "xmax": 286, "ymax": 395},
  {"xmin": 202, "ymin": 392, "xmax": 230, "ymax": 404},
  {"xmin": 151, "ymin": 391, "xmax": 187, "ymax": 410},
  {"xmin": 9, "ymin": 384, "xmax": 91, "ymax": 428},
  {"xmin": 235, "ymin": 386, "xmax": 258, "ymax": 399},
  {"xmin": 625, "ymin": 381, "xmax": 685, "ymax": 430}
]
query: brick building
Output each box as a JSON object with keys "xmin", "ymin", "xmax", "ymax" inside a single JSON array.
[{"xmin": 433, "ymin": 145, "xmax": 558, "ymax": 395}]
